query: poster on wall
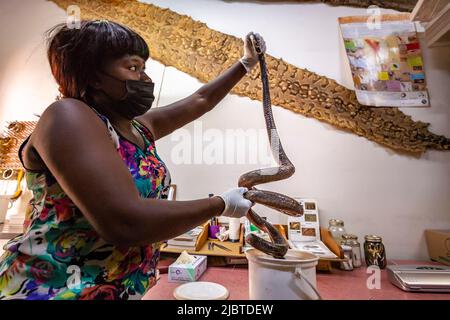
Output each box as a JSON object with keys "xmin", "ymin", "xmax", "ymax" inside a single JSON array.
[{"xmin": 339, "ymin": 14, "xmax": 429, "ymax": 107}]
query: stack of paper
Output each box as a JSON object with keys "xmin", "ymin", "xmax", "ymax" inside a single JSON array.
[
  {"xmin": 166, "ymin": 226, "xmax": 203, "ymax": 250},
  {"xmin": 289, "ymin": 239, "xmax": 338, "ymax": 259}
]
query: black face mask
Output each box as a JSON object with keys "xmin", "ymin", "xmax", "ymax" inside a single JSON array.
[{"xmin": 99, "ymin": 72, "xmax": 155, "ymax": 120}]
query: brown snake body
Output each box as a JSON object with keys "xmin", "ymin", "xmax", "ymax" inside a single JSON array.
[{"xmin": 239, "ymin": 37, "xmax": 303, "ymax": 259}]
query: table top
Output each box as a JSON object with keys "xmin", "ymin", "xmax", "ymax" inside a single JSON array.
[
  {"xmin": 143, "ymin": 260, "xmax": 450, "ymax": 300},
  {"xmin": 0, "ymin": 221, "xmax": 22, "ymax": 239}
]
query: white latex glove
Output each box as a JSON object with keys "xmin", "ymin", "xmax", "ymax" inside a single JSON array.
[
  {"xmin": 217, "ymin": 187, "xmax": 253, "ymax": 218},
  {"xmin": 239, "ymin": 32, "xmax": 267, "ymax": 73}
]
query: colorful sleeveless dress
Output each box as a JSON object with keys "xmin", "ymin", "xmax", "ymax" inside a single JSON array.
[{"xmin": 0, "ymin": 107, "xmax": 171, "ymax": 300}]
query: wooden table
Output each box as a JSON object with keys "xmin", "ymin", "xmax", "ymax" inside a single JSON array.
[{"xmin": 143, "ymin": 260, "xmax": 450, "ymax": 300}]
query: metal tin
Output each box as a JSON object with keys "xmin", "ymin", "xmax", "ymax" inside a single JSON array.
[
  {"xmin": 342, "ymin": 234, "xmax": 362, "ymax": 268},
  {"xmin": 364, "ymin": 235, "xmax": 387, "ymax": 269}
]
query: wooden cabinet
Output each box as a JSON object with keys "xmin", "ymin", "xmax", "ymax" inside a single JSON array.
[{"xmin": 411, "ymin": 0, "xmax": 450, "ymax": 47}]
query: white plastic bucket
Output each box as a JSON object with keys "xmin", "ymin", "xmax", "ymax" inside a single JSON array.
[{"xmin": 245, "ymin": 248, "xmax": 321, "ymax": 300}]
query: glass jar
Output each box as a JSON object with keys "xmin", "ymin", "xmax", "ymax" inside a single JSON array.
[
  {"xmin": 340, "ymin": 245, "xmax": 354, "ymax": 271},
  {"xmin": 364, "ymin": 235, "xmax": 387, "ymax": 269},
  {"xmin": 342, "ymin": 234, "xmax": 362, "ymax": 268},
  {"xmin": 328, "ymin": 219, "xmax": 346, "ymax": 245}
]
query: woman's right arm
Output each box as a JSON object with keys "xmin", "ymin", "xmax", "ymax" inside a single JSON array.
[{"xmin": 32, "ymin": 98, "xmax": 225, "ymax": 247}]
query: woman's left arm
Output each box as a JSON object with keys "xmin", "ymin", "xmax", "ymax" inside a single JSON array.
[
  {"xmin": 137, "ymin": 32, "xmax": 265, "ymax": 140},
  {"xmin": 137, "ymin": 60, "xmax": 247, "ymax": 140}
]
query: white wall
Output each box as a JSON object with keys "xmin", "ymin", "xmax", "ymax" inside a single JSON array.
[{"xmin": 0, "ymin": 0, "xmax": 449, "ymax": 260}]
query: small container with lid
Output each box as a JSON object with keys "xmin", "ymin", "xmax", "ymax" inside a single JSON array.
[
  {"xmin": 228, "ymin": 217, "xmax": 241, "ymax": 243},
  {"xmin": 342, "ymin": 234, "xmax": 362, "ymax": 268},
  {"xmin": 328, "ymin": 219, "xmax": 346, "ymax": 245},
  {"xmin": 364, "ymin": 235, "xmax": 387, "ymax": 269}
]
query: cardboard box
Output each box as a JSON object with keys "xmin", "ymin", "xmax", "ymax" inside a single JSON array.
[
  {"xmin": 168, "ymin": 255, "xmax": 207, "ymax": 282},
  {"xmin": 425, "ymin": 229, "xmax": 450, "ymax": 266}
]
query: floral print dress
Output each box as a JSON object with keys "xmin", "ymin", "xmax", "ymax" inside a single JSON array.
[{"xmin": 0, "ymin": 108, "xmax": 171, "ymax": 300}]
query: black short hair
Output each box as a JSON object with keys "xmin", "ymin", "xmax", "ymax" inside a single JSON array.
[{"xmin": 46, "ymin": 20, "xmax": 149, "ymax": 99}]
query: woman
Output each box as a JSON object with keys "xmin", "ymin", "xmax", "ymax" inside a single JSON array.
[{"xmin": 0, "ymin": 20, "xmax": 265, "ymax": 300}]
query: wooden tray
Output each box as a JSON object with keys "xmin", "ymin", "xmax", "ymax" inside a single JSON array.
[
  {"xmin": 161, "ymin": 221, "xmax": 246, "ymax": 258},
  {"xmin": 161, "ymin": 223, "xmax": 344, "ymax": 270}
]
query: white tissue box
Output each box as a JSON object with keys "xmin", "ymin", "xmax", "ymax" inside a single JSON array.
[{"xmin": 168, "ymin": 255, "xmax": 207, "ymax": 282}]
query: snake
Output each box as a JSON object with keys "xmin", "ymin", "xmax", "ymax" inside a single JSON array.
[{"xmin": 239, "ymin": 35, "xmax": 304, "ymax": 259}]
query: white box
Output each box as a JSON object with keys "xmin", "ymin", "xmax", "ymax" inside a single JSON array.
[{"xmin": 168, "ymin": 255, "xmax": 207, "ymax": 282}]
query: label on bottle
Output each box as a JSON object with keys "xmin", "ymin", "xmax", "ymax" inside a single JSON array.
[{"xmin": 229, "ymin": 218, "xmax": 240, "ymax": 243}]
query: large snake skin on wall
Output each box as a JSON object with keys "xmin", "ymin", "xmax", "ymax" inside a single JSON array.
[
  {"xmin": 239, "ymin": 1, "xmax": 418, "ymax": 12},
  {"xmin": 50, "ymin": 0, "xmax": 450, "ymax": 154}
]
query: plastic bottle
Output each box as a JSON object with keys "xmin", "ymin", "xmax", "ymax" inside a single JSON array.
[{"xmin": 229, "ymin": 217, "xmax": 241, "ymax": 243}]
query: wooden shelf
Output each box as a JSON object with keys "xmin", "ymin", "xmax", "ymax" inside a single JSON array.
[
  {"xmin": 411, "ymin": 0, "xmax": 450, "ymax": 47},
  {"xmin": 161, "ymin": 221, "xmax": 245, "ymax": 258},
  {"xmin": 161, "ymin": 222, "xmax": 345, "ymax": 271},
  {"xmin": 0, "ymin": 221, "xmax": 22, "ymax": 239}
]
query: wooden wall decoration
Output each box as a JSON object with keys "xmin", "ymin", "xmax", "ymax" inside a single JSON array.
[
  {"xmin": 0, "ymin": 121, "xmax": 36, "ymax": 201},
  {"xmin": 0, "ymin": 121, "xmax": 36, "ymax": 170},
  {"xmin": 49, "ymin": 0, "xmax": 449, "ymax": 154},
  {"xmin": 235, "ymin": 1, "xmax": 419, "ymax": 12}
]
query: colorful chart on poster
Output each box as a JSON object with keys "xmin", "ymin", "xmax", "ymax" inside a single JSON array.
[{"xmin": 339, "ymin": 15, "xmax": 429, "ymax": 107}]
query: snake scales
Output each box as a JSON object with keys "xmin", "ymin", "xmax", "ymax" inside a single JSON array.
[
  {"xmin": 243, "ymin": 0, "xmax": 418, "ymax": 12},
  {"xmin": 239, "ymin": 36, "xmax": 303, "ymax": 259}
]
